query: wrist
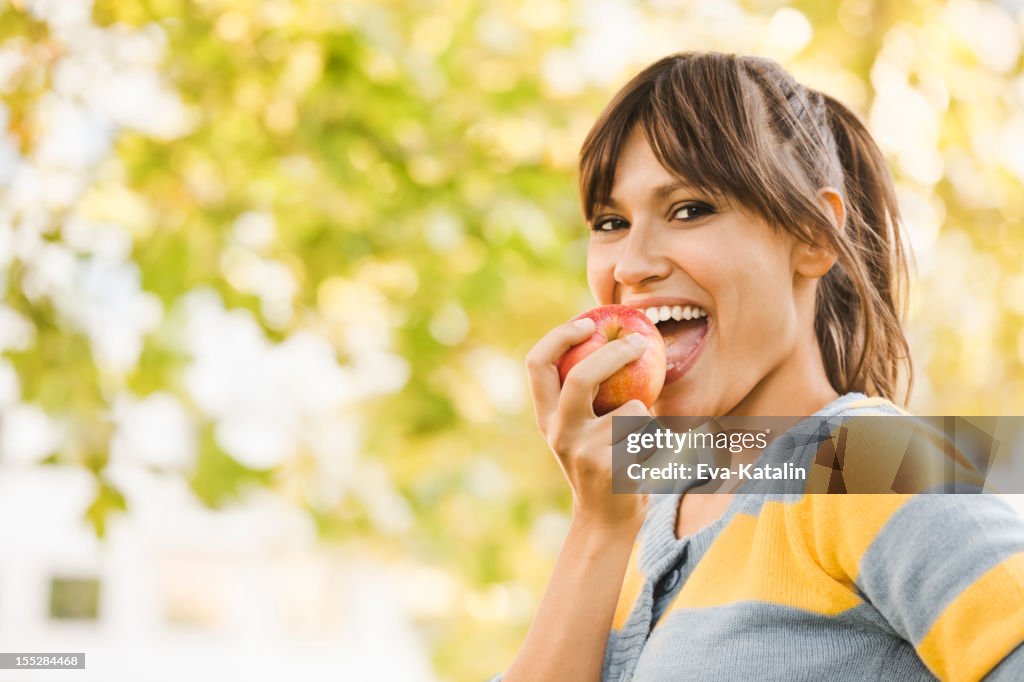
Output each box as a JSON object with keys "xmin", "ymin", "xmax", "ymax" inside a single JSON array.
[{"xmin": 569, "ymin": 507, "xmax": 645, "ymax": 542}]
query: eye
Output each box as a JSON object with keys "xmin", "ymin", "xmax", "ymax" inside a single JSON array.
[
  {"xmin": 672, "ymin": 203, "xmax": 714, "ymax": 222},
  {"xmin": 591, "ymin": 216, "xmax": 629, "ymax": 232}
]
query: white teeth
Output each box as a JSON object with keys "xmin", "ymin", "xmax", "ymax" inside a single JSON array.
[{"xmin": 640, "ymin": 304, "xmax": 708, "ymax": 323}]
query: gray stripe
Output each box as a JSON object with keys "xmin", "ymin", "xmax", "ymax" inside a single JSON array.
[
  {"xmin": 856, "ymin": 494, "xmax": 1024, "ymax": 643},
  {"xmin": 633, "ymin": 601, "xmax": 935, "ymax": 681}
]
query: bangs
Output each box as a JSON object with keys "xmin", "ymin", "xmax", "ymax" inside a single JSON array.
[{"xmin": 578, "ymin": 53, "xmax": 801, "ymax": 229}]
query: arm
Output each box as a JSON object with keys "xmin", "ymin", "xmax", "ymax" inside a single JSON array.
[
  {"xmin": 986, "ymin": 641, "xmax": 1024, "ymax": 681},
  {"xmin": 499, "ymin": 317, "xmax": 654, "ymax": 682},
  {"xmin": 804, "ymin": 494, "xmax": 1024, "ymax": 681},
  {"xmin": 503, "ymin": 515, "xmax": 641, "ymax": 682}
]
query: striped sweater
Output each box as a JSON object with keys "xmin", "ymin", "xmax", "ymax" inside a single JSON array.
[
  {"xmin": 606, "ymin": 393, "xmax": 1024, "ymax": 681},
  {"xmin": 496, "ymin": 393, "xmax": 1024, "ymax": 681}
]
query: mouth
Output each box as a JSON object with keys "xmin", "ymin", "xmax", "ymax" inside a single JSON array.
[{"xmin": 637, "ymin": 304, "xmax": 711, "ymax": 385}]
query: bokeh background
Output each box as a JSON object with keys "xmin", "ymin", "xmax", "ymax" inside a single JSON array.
[{"xmin": 0, "ymin": 0, "xmax": 1022, "ymax": 680}]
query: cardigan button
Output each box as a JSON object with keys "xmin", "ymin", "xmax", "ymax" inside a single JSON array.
[{"xmin": 659, "ymin": 567, "xmax": 681, "ymax": 593}]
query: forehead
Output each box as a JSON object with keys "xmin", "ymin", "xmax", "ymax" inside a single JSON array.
[
  {"xmin": 599, "ymin": 128, "xmax": 697, "ymax": 207},
  {"xmin": 615, "ymin": 128, "xmax": 671, "ymax": 178}
]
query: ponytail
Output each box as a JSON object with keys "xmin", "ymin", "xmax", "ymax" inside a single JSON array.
[{"xmin": 814, "ymin": 92, "xmax": 912, "ymax": 404}]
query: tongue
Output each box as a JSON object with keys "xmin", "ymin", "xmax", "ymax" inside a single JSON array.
[{"xmin": 658, "ymin": 318, "xmax": 709, "ymax": 376}]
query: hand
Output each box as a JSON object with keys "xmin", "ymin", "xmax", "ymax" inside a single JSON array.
[{"xmin": 525, "ymin": 316, "xmax": 655, "ymax": 531}]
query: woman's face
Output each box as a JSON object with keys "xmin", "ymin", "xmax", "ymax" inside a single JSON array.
[{"xmin": 586, "ymin": 127, "xmax": 826, "ymax": 416}]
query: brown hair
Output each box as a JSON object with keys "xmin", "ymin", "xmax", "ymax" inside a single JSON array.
[{"xmin": 579, "ymin": 52, "xmax": 912, "ymax": 404}]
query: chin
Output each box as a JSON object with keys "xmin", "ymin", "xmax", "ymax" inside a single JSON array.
[{"xmin": 652, "ymin": 386, "xmax": 716, "ymax": 417}]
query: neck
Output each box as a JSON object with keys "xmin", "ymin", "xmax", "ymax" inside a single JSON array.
[{"xmin": 727, "ymin": 334, "xmax": 840, "ymax": 418}]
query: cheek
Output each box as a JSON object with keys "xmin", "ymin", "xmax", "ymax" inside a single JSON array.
[
  {"xmin": 725, "ymin": 259, "xmax": 798, "ymax": 356},
  {"xmin": 710, "ymin": 249, "xmax": 795, "ymax": 344},
  {"xmin": 586, "ymin": 247, "xmax": 616, "ymax": 303}
]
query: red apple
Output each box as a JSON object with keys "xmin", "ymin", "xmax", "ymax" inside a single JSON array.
[{"xmin": 556, "ymin": 305, "xmax": 667, "ymax": 416}]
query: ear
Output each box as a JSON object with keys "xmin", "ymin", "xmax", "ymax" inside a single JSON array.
[
  {"xmin": 819, "ymin": 187, "xmax": 845, "ymax": 232},
  {"xmin": 793, "ymin": 188, "xmax": 844, "ymax": 279}
]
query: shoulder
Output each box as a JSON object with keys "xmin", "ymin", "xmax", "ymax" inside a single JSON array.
[
  {"xmin": 782, "ymin": 397, "xmax": 1023, "ymax": 571},
  {"xmin": 804, "ymin": 393, "xmax": 988, "ymax": 494},
  {"xmin": 823, "ymin": 392, "xmax": 910, "ymax": 417}
]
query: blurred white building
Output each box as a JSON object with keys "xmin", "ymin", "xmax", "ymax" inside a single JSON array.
[{"xmin": 0, "ymin": 465, "xmax": 436, "ymax": 682}]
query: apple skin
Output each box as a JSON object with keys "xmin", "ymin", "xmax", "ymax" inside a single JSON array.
[{"xmin": 556, "ymin": 305, "xmax": 667, "ymax": 416}]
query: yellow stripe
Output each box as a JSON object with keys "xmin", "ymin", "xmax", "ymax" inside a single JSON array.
[
  {"xmin": 916, "ymin": 552, "xmax": 1024, "ymax": 681},
  {"xmin": 612, "ymin": 542, "xmax": 644, "ymax": 630},
  {"xmin": 669, "ymin": 507, "xmax": 861, "ymax": 615},
  {"xmin": 664, "ymin": 495, "xmax": 913, "ymax": 618},
  {"xmin": 798, "ymin": 494, "xmax": 913, "ymax": 583}
]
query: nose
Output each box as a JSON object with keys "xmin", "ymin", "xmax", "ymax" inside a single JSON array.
[{"xmin": 612, "ymin": 224, "xmax": 671, "ymax": 288}]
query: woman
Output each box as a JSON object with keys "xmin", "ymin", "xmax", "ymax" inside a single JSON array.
[{"xmin": 496, "ymin": 53, "xmax": 1024, "ymax": 681}]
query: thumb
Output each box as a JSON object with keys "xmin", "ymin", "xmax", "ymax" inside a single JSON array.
[
  {"xmin": 609, "ymin": 399, "xmax": 652, "ymax": 418},
  {"xmin": 607, "ymin": 399, "xmax": 655, "ymax": 447}
]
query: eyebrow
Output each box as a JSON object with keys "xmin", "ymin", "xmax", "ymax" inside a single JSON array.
[{"xmin": 598, "ymin": 181, "xmax": 695, "ymax": 210}]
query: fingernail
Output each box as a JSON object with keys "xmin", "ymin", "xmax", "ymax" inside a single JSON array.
[
  {"xmin": 572, "ymin": 318, "xmax": 595, "ymax": 331},
  {"xmin": 625, "ymin": 333, "xmax": 646, "ymax": 348}
]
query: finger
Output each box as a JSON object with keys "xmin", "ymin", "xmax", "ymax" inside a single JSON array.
[
  {"xmin": 606, "ymin": 399, "xmax": 659, "ymax": 460},
  {"xmin": 601, "ymin": 397, "xmax": 650, "ymax": 436},
  {"xmin": 603, "ymin": 400, "xmax": 657, "ymax": 493},
  {"xmin": 525, "ymin": 317, "xmax": 597, "ymax": 432},
  {"xmin": 558, "ymin": 333, "xmax": 648, "ymax": 422}
]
